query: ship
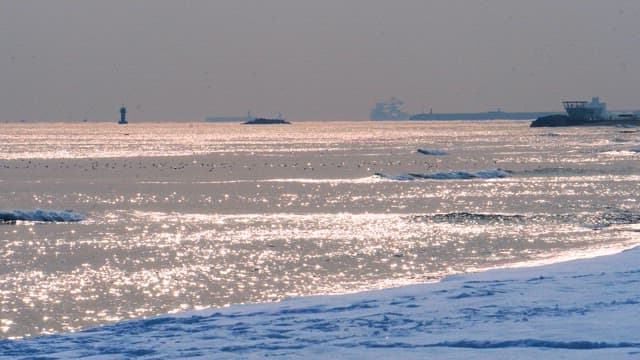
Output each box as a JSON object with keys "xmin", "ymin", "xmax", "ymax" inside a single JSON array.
[
  {"xmin": 371, "ymin": 98, "xmax": 556, "ymax": 121},
  {"xmin": 410, "ymin": 109, "xmax": 557, "ymax": 121},
  {"xmin": 370, "ymin": 97, "xmax": 410, "ymax": 120},
  {"xmin": 531, "ymin": 97, "xmax": 640, "ymax": 127}
]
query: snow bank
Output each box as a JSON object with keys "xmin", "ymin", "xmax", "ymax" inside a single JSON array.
[{"xmin": 2, "ymin": 247, "xmax": 639, "ymax": 359}]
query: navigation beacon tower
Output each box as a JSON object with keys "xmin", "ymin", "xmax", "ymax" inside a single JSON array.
[{"xmin": 118, "ymin": 105, "xmax": 128, "ymax": 124}]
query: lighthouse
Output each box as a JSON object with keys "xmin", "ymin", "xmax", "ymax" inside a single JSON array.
[{"xmin": 118, "ymin": 106, "xmax": 128, "ymax": 124}]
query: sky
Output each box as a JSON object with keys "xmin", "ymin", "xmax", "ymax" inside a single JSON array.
[{"xmin": 2, "ymin": 0, "xmax": 640, "ymax": 121}]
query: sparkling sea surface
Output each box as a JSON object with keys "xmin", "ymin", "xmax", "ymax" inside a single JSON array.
[{"xmin": 1, "ymin": 120, "xmax": 639, "ymax": 338}]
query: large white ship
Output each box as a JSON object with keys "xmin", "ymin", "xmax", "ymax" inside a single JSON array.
[
  {"xmin": 532, "ymin": 97, "xmax": 640, "ymax": 127},
  {"xmin": 562, "ymin": 97, "xmax": 640, "ymax": 122}
]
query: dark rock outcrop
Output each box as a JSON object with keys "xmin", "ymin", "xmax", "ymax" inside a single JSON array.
[
  {"xmin": 243, "ymin": 118, "xmax": 291, "ymax": 125},
  {"xmin": 530, "ymin": 114, "xmax": 574, "ymax": 127},
  {"xmin": 531, "ymin": 114, "xmax": 640, "ymax": 127}
]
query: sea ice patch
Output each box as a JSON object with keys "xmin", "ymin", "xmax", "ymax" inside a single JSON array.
[
  {"xmin": 375, "ymin": 169, "xmax": 510, "ymax": 180},
  {"xmin": 417, "ymin": 148, "xmax": 449, "ymax": 156},
  {"xmin": 0, "ymin": 209, "xmax": 85, "ymax": 223}
]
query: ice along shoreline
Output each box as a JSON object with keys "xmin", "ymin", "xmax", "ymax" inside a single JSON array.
[{"xmin": 2, "ymin": 245, "xmax": 639, "ymax": 359}]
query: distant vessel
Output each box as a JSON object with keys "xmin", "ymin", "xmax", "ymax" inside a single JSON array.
[
  {"xmin": 562, "ymin": 97, "xmax": 640, "ymax": 121},
  {"xmin": 410, "ymin": 109, "xmax": 557, "ymax": 121},
  {"xmin": 531, "ymin": 97, "xmax": 640, "ymax": 127},
  {"xmin": 371, "ymin": 98, "xmax": 556, "ymax": 121},
  {"xmin": 562, "ymin": 97, "xmax": 607, "ymax": 121},
  {"xmin": 370, "ymin": 97, "xmax": 409, "ymax": 120},
  {"xmin": 118, "ymin": 106, "xmax": 128, "ymax": 124}
]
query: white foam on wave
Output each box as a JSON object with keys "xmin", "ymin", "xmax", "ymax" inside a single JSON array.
[
  {"xmin": 601, "ymin": 149, "xmax": 640, "ymax": 156},
  {"xmin": 139, "ymin": 177, "xmax": 384, "ymax": 185},
  {"xmin": 260, "ymin": 177, "xmax": 384, "ymax": 184},
  {"xmin": 375, "ymin": 169, "xmax": 510, "ymax": 181},
  {"xmin": 0, "ymin": 209, "xmax": 85, "ymax": 222}
]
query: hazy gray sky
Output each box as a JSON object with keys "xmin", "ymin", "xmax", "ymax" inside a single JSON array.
[{"xmin": 2, "ymin": 0, "xmax": 640, "ymax": 121}]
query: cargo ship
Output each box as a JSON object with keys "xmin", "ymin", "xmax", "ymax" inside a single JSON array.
[
  {"xmin": 370, "ymin": 98, "xmax": 410, "ymax": 120},
  {"xmin": 370, "ymin": 97, "xmax": 556, "ymax": 121},
  {"xmin": 410, "ymin": 109, "xmax": 557, "ymax": 120}
]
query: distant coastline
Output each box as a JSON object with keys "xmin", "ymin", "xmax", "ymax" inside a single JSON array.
[
  {"xmin": 205, "ymin": 116, "xmax": 252, "ymax": 123},
  {"xmin": 369, "ymin": 97, "xmax": 558, "ymax": 121},
  {"xmin": 410, "ymin": 111, "xmax": 557, "ymax": 121}
]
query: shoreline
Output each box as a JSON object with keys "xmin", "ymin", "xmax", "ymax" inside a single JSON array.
[
  {"xmin": 3, "ymin": 245, "xmax": 639, "ymax": 358},
  {"xmin": 4, "ymin": 241, "xmax": 638, "ymax": 332}
]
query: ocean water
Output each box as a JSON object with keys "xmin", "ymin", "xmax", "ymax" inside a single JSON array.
[{"xmin": 0, "ymin": 120, "xmax": 639, "ymax": 339}]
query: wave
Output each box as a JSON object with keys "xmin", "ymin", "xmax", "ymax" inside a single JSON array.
[
  {"xmin": 615, "ymin": 123, "xmax": 638, "ymax": 129},
  {"xmin": 417, "ymin": 148, "xmax": 448, "ymax": 156},
  {"xmin": 0, "ymin": 209, "xmax": 85, "ymax": 223},
  {"xmin": 431, "ymin": 339, "xmax": 640, "ymax": 350},
  {"xmin": 601, "ymin": 149, "xmax": 640, "ymax": 156},
  {"xmin": 514, "ymin": 167, "xmax": 595, "ymax": 176},
  {"xmin": 374, "ymin": 173, "xmax": 417, "ymax": 181},
  {"xmin": 412, "ymin": 210, "xmax": 640, "ymax": 230},
  {"xmin": 356, "ymin": 339, "xmax": 640, "ymax": 350},
  {"xmin": 598, "ymin": 211, "xmax": 640, "ymax": 226},
  {"xmin": 375, "ymin": 169, "xmax": 510, "ymax": 181},
  {"xmin": 140, "ymin": 177, "xmax": 384, "ymax": 185},
  {"xmin": 413, "ymin": 212, "xmax": 526, "ymax": 224}
]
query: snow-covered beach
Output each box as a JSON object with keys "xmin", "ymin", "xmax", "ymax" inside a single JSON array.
[{"xmin": 2, "ymin": 245, "xmax": 639, "ymax": 359}]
